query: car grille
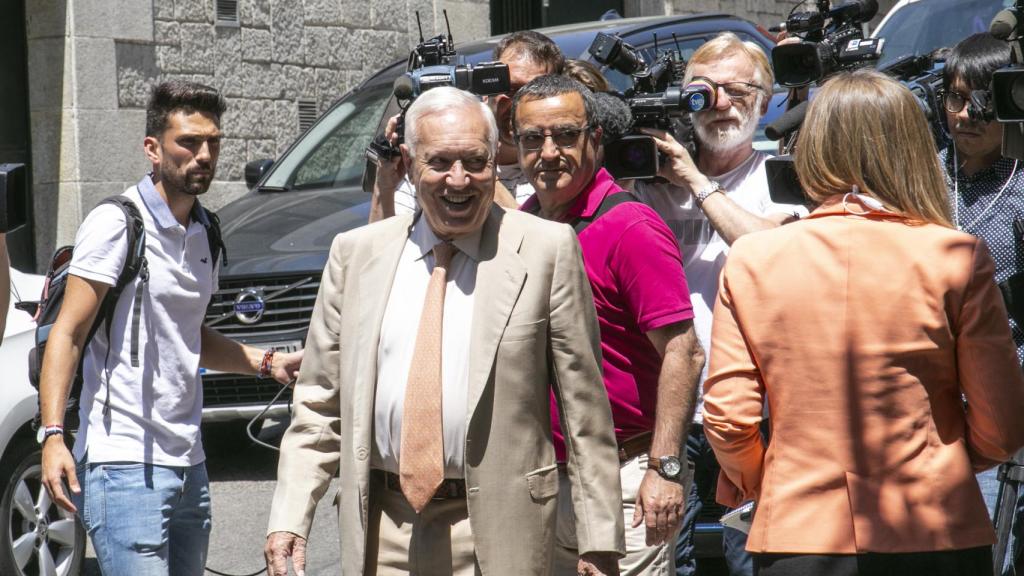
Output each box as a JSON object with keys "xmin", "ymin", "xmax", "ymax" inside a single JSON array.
[
  {"xmin": 205, "ymin": 274, "xmax": 320, "ymax": 338},
  {"xmin": 203, "ymin": 374, "xmax": 293, "ymax": 407}
]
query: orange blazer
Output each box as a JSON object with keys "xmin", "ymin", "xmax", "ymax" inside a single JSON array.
[{"xmin": 703, "ymin": 195, "xmax": 1024, "ymax": 555}]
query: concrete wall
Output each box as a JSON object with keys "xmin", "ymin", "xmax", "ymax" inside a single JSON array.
[{"xmin": 24, "ymin": 0, "xmax": 490, "ymax": 269}]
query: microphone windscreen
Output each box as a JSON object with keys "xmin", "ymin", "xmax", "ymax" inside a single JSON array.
[
  {"xmin": 393, "ymin": 75, "xmax": 416, "ymax": 100},
  {"xmin": 991, "ymin": 9, "xmax": 1018, "ymax": 40},
  {"xmin": 765, "ymin": 100, "xmax": 809, "ymax": 141},
  {"xmin": 593, "ymin": 92, "xmax": 634, "ymax": 143}
]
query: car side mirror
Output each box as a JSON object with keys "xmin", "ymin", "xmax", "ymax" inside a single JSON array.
[{"xmin": 244, "ymin": 159, "xmax": 274, "ymax": 189}]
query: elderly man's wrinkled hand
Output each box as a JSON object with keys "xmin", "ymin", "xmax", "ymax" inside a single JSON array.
[{"xmin": 265, "ymin": 531, "xmax": 307, "ymax": 576}]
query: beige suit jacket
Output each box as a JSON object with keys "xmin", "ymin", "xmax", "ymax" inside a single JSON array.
[
  {"xmin": 703, "ymin": 196, "xmax": 1024, "ymax": 554},
  {"xmin": 267, "ymin": 206, "xmax": 625, "ymax": 575}
]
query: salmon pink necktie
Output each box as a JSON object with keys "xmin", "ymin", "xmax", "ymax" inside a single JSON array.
[{"xmin": 399, "ymin": 242, "xmax": 454, "ymax": 513}]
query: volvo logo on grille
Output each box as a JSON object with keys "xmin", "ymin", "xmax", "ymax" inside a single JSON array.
[{"xmin": 233, "ymin": 288, "xmax": 266, "ymax": 325}]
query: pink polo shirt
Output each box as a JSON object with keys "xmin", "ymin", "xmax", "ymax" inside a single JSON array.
[{"xmin": 522, "ymin": 169, "xmax": 694, "ymax": 460}]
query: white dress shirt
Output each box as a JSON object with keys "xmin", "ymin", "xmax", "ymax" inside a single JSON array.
[{"xmin": 372, "ymin": 218, "xmax": 480, "ymax": 478}]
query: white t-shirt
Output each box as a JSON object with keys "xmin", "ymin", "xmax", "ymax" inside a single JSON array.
[
  {"xmin": 636, "ymin": 151, "xmax": 805, "ymax": 423},
  {"xmin": 70, "ymin": 176, "xmax": 219, "ymax": 466},
  {"xmin": 393, "ymin": 163, "xmax": 536, "ymax": 215}
]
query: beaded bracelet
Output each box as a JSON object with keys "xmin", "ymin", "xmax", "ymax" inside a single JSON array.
[{"xmin": 258, "ymin": 349, "xmax": 275, "ymax": 379}]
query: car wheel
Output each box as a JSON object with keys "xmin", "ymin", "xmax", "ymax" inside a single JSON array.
[{"xmin": 0, "ymin": 440, "xmax": 85, "ymax": 576}]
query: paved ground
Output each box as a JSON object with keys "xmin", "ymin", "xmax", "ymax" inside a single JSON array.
[
  {"xmin": 82, "ymin": 419, "xmax": 341, "ymax": 576},
  {"xmin": 80, "ymin": 420, "xmax": 729, "ymax": 576}
]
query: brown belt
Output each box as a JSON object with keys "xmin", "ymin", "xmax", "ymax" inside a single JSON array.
[
  {"xmin": 372, "ymin": 469, "xmax": 467, "ymax": 501},
  {"xmin": 617, "ymin": 431, "xmax": 652, "ymax": 463}
]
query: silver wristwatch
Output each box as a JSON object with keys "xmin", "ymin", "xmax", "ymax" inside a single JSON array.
[
  {"xmin": 648, "ymin": 455, "xmax": 684, "ymax": 481},
  {"xmin": 694, "ymin": 179, "xmax": 723, "ymax": 205}
]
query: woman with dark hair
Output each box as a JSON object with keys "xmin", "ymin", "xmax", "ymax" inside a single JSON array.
[{"xmin": 702, "ymin": 68, "xmax": 1024, "ymax": 576}]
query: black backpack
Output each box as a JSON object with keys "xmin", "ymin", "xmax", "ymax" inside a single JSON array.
[{"xmin": 27, "ymin": 195, "xmax": 225, "ymax": 430}]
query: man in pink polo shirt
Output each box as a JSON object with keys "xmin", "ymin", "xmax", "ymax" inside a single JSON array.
[{"xmin": 515, "ymin": 74, "xmax": 706, "ymax": 576}]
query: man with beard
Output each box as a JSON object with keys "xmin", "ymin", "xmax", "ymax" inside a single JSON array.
[
  {"xmin": 941, "ymin": 33, "xmax": 1024, "ymax": 576},
  {"xmin": 633, "ymin": 33, "xmax": 803, "ymax": 576},
  {"xmin": 514, "ymin": 74, "xmax": 706, "ymax": 576},
  {"xmin": 369, "ymin": 31, "xmax": 564, "ymax": 221},
  {"xmin": 38, "ymin": 81, "xmax": 302, "ymax": 576}
]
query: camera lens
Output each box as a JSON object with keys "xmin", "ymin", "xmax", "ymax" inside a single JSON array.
[{"xmin": 1012, "ymin": 75, "xmax": 1024, "ymax": 112}]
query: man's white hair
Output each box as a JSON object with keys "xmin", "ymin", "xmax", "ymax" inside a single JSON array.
[{"xmin": 404, "ymin": 87, "xmax": 498, "ymax": 157}]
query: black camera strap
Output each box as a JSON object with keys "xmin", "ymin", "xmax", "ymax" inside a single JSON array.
[
  {"xmin": 523, "ymin": 190, "xmax": 640, "ymax": 235},
  {"xmin": 569, "ymin": 191, "xmax": 640, "ymax": 235}
]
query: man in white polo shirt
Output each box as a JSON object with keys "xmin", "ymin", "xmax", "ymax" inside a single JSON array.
[{"xmin": 37, "ymin": 81, "xmax": 302, "ymax": 576}]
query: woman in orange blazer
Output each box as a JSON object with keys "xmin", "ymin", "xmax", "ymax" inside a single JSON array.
[{"xmin": 702, "ymin": 69, "xmax": 1024, "ymax": 576}]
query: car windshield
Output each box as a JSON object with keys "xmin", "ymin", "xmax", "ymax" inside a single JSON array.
[
  {"xmin": 874, "ymin": 0, "xmax": 1010, "ymax": 69},
  {"xmin": 262, "ymin": 81, "xmax": 393, "ymax": 191}
]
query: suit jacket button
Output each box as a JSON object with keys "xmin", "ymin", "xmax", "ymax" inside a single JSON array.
[{"xmin": 356, "ymin": 447, "xmax": 368, "ymax": 460}]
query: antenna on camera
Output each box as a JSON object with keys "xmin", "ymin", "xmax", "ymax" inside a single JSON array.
[
  {"xmin": 443, "ymin": 10, "xmax": 454, "ymax": 48},
  {"xmin": 653, "ymin": 33, "xmax": 660, "ymax": 55},
  {"xmin": 416, "ymin": 12, "xmax": 425, "ymax": 43},
  {"xmin": 672, "ymin": 33, "xmax": 682, "ymax": 54}
]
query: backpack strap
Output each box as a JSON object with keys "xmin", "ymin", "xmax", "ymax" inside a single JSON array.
[
  {"xmin": 98, "ymin": 196, "xmax": 148, "ymax": 364},
  {"xmin": 191, "ymin": 200, "xmax": 227, "ymax": 268},
  {"xmin": 569, "ymin": 191, "xmax": 641, "ymax": 235}
]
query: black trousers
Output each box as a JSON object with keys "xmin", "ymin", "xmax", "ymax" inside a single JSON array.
[{"xmin": 753, "ymin": 546, "xmax": 993, "ymax": 576}]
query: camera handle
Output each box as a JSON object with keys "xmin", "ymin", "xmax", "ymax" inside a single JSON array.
[{"xmin": 993, "ymin": 447, "xmax": 1024, "ymax": 575}]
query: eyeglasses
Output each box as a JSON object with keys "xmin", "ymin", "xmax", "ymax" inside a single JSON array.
[
  {"xmin": 945, "ymin": 89, "xmax": 995, "ymax": 121},
  {"xmin": 945, "ymin": 90, "xmax": 970, "ymax": 114},
  {"xmin": 691, "ymin": 76, "xmax": 764, "ymax": 103},
  {"xmin": 514, "ymin": 125, "xmax": 591, "ymax": 151}
]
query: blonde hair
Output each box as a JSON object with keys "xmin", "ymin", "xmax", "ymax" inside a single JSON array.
[
  {"xmin": 683, "ymin": 32, "xmax": 773, "ymax": 90},
  {"xmin": 794, "ymin": 69, "xmax": 952, "ymax": 227},
  {"xmin": 563, "ymin": 59, "xmax": 610, "ymax": 92}
]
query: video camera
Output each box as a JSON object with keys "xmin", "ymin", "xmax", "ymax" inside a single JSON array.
[
  {"xmin": 772, "ymin": 0, "xmax": 884, "ymax": 88},
  {"xmin": 984, "ymin": 0, "xmax": 1024, "ymax": 163},
  {"xmin": 364, "ymin": 11, "xmax": 511, "ymax": 166},
  {"xmin": 588, "ymin": 32, "xmax": 713, "ymax": 179},
  {"xmin": 765, "ymin": 52, "xmax": 949, "ymax": 206}
]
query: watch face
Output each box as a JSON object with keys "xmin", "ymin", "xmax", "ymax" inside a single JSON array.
[
  {"xmin": 662, "ymin": 457, "xmax": 682, "ymax": 478},
  {"xmin": 36, "ymin": 426, "xmax": 45, "ymax": 444}
]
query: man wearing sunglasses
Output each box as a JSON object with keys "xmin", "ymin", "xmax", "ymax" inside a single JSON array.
[
  {"xmin": 628, "ymin": 33, "xmax": 805, "ymax": 576},
  {"xmin": 941, "ymin": 33, "xmax": 1024, "ymax": 576},
  {"xmin": 515, "ymin": 74, "xmax": 706, "ymax": 576}
]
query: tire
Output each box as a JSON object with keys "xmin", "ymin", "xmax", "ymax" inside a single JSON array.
[{"xmin": 0, "ymin": 439, "xmax": 85, "ymax": 576}]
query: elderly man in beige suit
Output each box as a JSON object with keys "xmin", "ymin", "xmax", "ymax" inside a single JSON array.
[{"xmin": 264, "ymin": 86, "xmax": 625, "ymax": 576}]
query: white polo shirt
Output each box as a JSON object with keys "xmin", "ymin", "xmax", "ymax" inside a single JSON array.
[{"xmin": 70, "ymin": 175, "xmax": 218, "ymax": 466}]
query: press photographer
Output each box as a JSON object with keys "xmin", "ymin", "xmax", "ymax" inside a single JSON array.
[
  {"xmin": 939, "ymin": 31, "xmax": 1024, "ymax": 576},
  {"xmin": 612, "ymin": 33, "xmax": 803, "ymax": 575},
  {"xmin": 368, "ymin": 27, "xmax": 564, "ymax": 222},
  {"xmin": 586, "ymin": 32, "xmax": 712, "ymax": 180}
]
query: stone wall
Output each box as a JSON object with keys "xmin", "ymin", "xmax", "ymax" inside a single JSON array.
[{"xmin": 25, "ymin": 0, "xmax": 490, "ymax": 268}]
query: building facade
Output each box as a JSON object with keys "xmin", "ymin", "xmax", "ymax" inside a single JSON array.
[{"xmin": 7, "ymin": 0, "xmax": 894, "ymax": 271}]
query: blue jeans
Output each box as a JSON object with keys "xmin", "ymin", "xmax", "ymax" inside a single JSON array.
[
  {"xmin": 72, "ymin": 459, "xmax": 212, "ymax": 576},
  {"xmin": 676, "ymin": 425, "xmax": 753, "ymax": 576}
]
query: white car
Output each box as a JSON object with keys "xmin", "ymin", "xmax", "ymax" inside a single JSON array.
[
  {"xmin": 0, "ymin": 268, "xmax": 85, "ymax": 576},
  {"xmin": 873, "ymin": 0, "xmax": 1009, "ymax": 70}
]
